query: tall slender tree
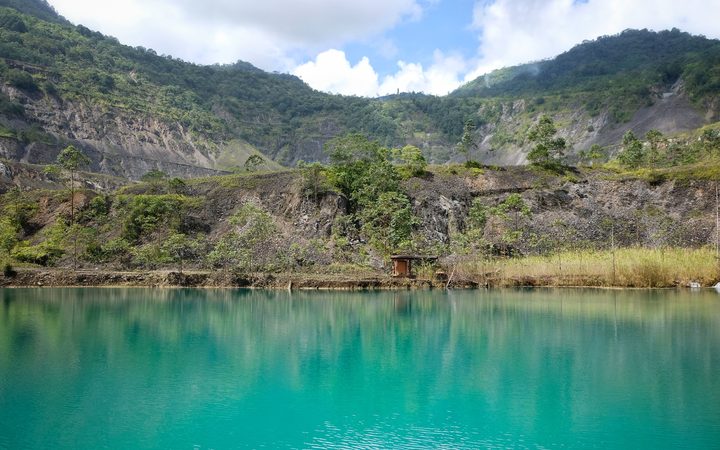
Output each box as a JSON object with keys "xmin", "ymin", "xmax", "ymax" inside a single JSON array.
[
  {"xmin": 458, "ymin": 119, "xmax": 477, "ymax": 164},
  {"xmin": 55, "ymin": 145, "xmax": 91, "ymax": 269}
]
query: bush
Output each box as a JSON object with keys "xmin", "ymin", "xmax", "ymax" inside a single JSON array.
[
  {"xmin": 12, "ymin": 243, "xmax": 62, "ymax": 266},
  {"xmin": 0, "ymin": 14, "xmax": 28, "ymax": 33},
  {"xmin": 3, "ymin": 263, "xmax": 16, "ymax": 277},
  {"xmin": 6, "ymin": 69, "xmax": 38, "ymax": 92},
  {"xmin": 119, "ymin": 194, "xmax": 197, "ymax": 241}
]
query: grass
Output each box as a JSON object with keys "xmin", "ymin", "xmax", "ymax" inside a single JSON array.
[
  {"xmin": 455, "ymin": 247, "xmax": 720, "ymax": 288},
  {"xmin": 604, "ymin": 162, "xmax": 720, "ymax": 183}
]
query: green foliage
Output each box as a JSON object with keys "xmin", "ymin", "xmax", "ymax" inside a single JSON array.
[
  {"xmin": 489, "ymin": 193, "xmax": 532, "ymax": 247},
  {"xmin": 5, "ymin": 68, "xmax": 37, "ymax": 91},
  {"xmin": 2, "ymin": 187, "xmax": 37, "ymax": 229},
  {"xmin": 617, "ymin": 131, "xmax": 645, "ymax": 168},
  {"xmin": 118, "ymin": 194, "xmax": 196, "ymax": 241},
  {"xmin": 130, "ymin": 242, "xmax": 170, "ymax": 269},
  {"xmin": 208, "ymin": 203, "xmax": 277, "ymax": 271},
  {"xmin": 394, "ymin": 145, "xmax": 427, "ymax": 179},
  {"xmin": 359, "ymin": 191, "xmax": 417, "ymax": 256},
  {"xmin": 0, "ymin": 5, "xmax": 718, "ymax": 167},
  {"xmin": 140, "ymin": 169, "xmax": 167, "ymax": 183},
  {"xmin": 0, "ymin": 11, "xmax": 28, "ymax": 32},
  {"xmin": 491, "ymin": 193, "xmax": 531, "ymax": 219},
  {"xmin": 0, "ymin": 92, "xmax": 24, "ymax": 117},
  {"xmin": 457, "ymin": 119, "xmax": 477, "ymax": 163},
  {"xmin": 0, "ymin": 216, "xmax": 18, "ymax": 252},
  {"xmin": 325, "ymin": 133, "xmax": 399, "ymax": 208},
  {"xmin": 467, "ymin": 198, "xmax": 488, "ymax": 231},
  {"xmin": 297, "ymin": 160, "xmax": 329, "ymax": 203},
  {"xmin": 526, "ymin": 115, "xmax": 566, "ymax": 168},
  {"xmin": 244, "ymin": 154, "xmax": 264, "ymax": 171},
  {"xmin": 56, "ymin": 145, "xmax": 91, "ymax": 172},
  {"xmin": 160, "ymin": 231, "xmax": 203, "ymax": 272},
  {"xmin": 87, "ymin": 237, "xmax": 131, "ymax": 264},
  {"xmin": 0, "ymin": 0, "xmax": 65, "ymax": 24},
  {"xmin": 11, "ymin": 218, "xmax": 66, "ymax": 265},
  {"xmin": 587, "ymin": 144, "xmax": 606, "ymax": 166},
  {"xmin": 276, "ymin": 238, "xmax": 331, "ymax": 270},
  {"xmin": 168, "ymin": 177, "xmax": 186, "ymax": 194},
  {"xmin": 85, "ymin": 194, "xmax": 110, "ymax": 218}
]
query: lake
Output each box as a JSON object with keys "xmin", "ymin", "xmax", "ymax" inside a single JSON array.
[{"xmin": 1, "ymin": 288, "xmax": 719, "ymax": 449}]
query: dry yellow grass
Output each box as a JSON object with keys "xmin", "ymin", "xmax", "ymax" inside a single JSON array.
[{"xmin": 455, "ymin": 247, "xmax": 720, "ymax": 288}]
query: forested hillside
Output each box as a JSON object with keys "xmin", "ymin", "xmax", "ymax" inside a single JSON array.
[{"xmin": 0, "ymin": 0, "xmax": 719, "ymax": 177}]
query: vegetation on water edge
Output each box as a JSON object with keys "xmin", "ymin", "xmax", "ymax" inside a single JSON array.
[{"xmin": 453, "ymin": 247, "xmax": 719, "ymax": 288}]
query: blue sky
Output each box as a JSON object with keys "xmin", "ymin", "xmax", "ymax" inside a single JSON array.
[
  {"xmin": 48, "ymin": 0, "xmax": 720, "ymax": 96},
  {"xmin": 342, "ymin": 0, "xmax": 478, "ymax": 76}
]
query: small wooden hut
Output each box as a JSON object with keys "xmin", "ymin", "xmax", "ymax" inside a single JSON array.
[{"xmin": 390, "ymin": 255, "xmax": 438, "ymax": 278}]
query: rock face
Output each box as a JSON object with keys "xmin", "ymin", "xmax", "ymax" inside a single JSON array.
[
  {"xmin": 402, "ymin": 168, "xmax": 716, "ymax": 251},
  {"xmin": 473, "ymin": 82, "xmax": 712, "ymax": 166},
  {"xmin": 0, "ymin": 85, "xmax": 230, "ymax": 179},
  {"xmin": 147, "ymin": 168, "xmax": 718, "ymax": 254}
]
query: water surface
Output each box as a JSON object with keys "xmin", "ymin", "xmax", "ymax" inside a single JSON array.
[{"xmin": 1, "ymin": 288, "xmax": 719, "ymax": 449}]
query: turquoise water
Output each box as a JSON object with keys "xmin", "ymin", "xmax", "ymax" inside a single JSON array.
[{"xmin": 1, "ymin": 288, "xmax": 719, "ymax": 449}]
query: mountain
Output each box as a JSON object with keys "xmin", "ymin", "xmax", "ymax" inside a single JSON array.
[{"xmin": 0, "ymin": 0, "xmax": 719, "ymax": 178}]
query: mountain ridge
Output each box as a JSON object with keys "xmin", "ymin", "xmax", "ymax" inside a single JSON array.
[{"xmin": 0, "ymin": 0, "xmax": 718, "ymax": 177}]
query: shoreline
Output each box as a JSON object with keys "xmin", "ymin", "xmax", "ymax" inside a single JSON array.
[
  {"xmin": 0, "ymin": 268, "xmax": 465, "ymax": 290},
  {"xmin": 0, "ymin": 268, "xmax": 711, "ymax": 290}
]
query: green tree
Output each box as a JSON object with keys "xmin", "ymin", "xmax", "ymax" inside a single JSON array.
[
  {"xmin": 120, "ymin": 194, "xmax": 193, "ymax": 242},
  {"xmin": 161, "ymin": 232, "xmax": 202, "ymax": 273},
  {"xmin": 618, "ymin": 131, "xmax": 644, "ymax": 168},
  {"xmin": 394, "ymin": 145, "xmax": 427, "ymax": 179},
  {"xmin": 140, "ymin": 169, "xmax": 168, "ymax": 193},
  {"xmin": 527, "ymin": 115, "xmax": 567, "ymax": 168},
  {"xmin": 467, "ymin": 198, "xmax": 488, "ymax": 232},
  {"xmin": 490, "ymin": 193, "xmax": 532, "ymax": 246},
  {"xmin": 244, "ymin": 154, "xmax": 265, "ymax": 171},
  {"xmin": 297, "ymin": 161, "xmax": 329, "ymax": 204},
  {"xmin": 645, "ymin": 129, "xmax": 663, "ymax": 165},
  {"xmin": 209, "ymin": 204, "xmax": 278, "ymax": 272},
  {"xmin": 359, "ymin": 191, "xmax": 417, "ymax": 257},
  {"xmin": 325, "ymin": 133, "xmax": 399, "ymax": 209},
  {"xmin": 457, "ymin": 119, "xmax": 477, "ymax": 164},
  {"xmin": 52, "ymin": 145, "xmax": 91, "ymax": 269},
  {"xmin": 588, "ymin": 144, "xmax": 605, "ymax": 166},
  {"xmin": 168, "ymin": 177, "xmax": 187, "ymax": 194},
  {"xmin": 140, "ymin": 169, "xmax": 167, "ymax": 183},
  {"xmin": 0, "ymin": 217, "xmax": 18, "ymax": 254},
  {"xmin": 2, "ymin": 187, "xmax": 37, "ymax": 231},
  {"xmin": 54, "ymin": 145, "xmax": 91, "ymax": 224},
  {"xmin": 206, "ymin": 238, "xmax": 237, "ymax": 272}
]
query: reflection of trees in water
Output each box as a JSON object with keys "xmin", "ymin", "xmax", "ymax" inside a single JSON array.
[{"xmin": 1, "ymin": 288, "xmax": 719, "ymax": 436}]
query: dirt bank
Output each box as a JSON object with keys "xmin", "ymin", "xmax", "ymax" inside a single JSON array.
[{"xmin": 0, "ymin": 268, "xmax": 479, "ymax": 290}]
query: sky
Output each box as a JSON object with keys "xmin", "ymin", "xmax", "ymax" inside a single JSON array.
[{"xmin": 47, "ymin": 0, "xmax": 720, "ymax": 97}]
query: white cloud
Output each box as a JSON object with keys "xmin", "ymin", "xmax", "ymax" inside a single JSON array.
[
  {"xmin": 293, "ymin": 49, "xmax": 468, "ymax": 96},
  {"xmin": 379, "ymin": 51, "xmax": 467, "ymax": 95},
  {"xmin": 293, "ymin": 50, "xmax": 379, "ymax": 97},
  {"xmin": 282, "ymin": 0, "xmax": 720, "ymax": 96},
  {"xmin": 465, "ymin": 0, "xmax": 720, "ymax": 81},
  {"xmin": 48, "ymin": 0, "xmax": 425, "ymax": 70}
]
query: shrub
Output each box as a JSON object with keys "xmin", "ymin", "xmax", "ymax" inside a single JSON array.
[
  {"xmin": 3, "ymin": 263, "xmax": 16, "ymax": 277},
  {"xmin": 118, "ymin": 194, "xmax": 197, "ymax": 241},
  {"xmin": 6, "ymin": 69, "xmax": 38, "ymax": 92}
]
